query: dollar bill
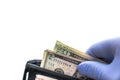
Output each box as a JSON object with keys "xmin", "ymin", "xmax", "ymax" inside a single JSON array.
[
  {"xmin": 54, "ymin": 40, "xmax": 102, "ymax": 62},
  {"xmin": 40, "ymin": 49, "xmax": 91, "ymax": 79},
  {"xmin": 35, "ymin": 74, "xmax": 57, "ymax": 80}
]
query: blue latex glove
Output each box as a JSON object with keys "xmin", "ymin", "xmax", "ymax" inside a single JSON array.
[{"xmin": 78, "ymin": 38, "xmax": 120, "ymax": 80}]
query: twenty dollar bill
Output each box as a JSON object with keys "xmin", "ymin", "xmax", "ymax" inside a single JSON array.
[{"xmin": 54, "ymin": 40, "xmax": 102, "ymax": 62}]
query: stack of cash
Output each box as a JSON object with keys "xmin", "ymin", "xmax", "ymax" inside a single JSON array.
[{"xmin": 40, "ymin": 41, "xmax": 102, "ymax": 80}]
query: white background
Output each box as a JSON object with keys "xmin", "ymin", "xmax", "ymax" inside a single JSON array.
[{"xmin": 0, "ymin": 0, "xmax": 120, "ymax": 80}]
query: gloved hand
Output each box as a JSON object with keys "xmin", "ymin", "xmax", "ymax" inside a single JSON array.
[{"xmin": 77, "ymin": 38, "xmax": 120, "ymax": 80}]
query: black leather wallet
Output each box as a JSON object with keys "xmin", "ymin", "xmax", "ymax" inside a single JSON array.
[{"xmin": 23, "ymin": 59, "xmax": 92, "ymax": 80}]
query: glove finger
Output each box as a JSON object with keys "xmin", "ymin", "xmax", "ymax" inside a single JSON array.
[
  {"xmin": 78, "ymin": 61, "xmax": 107, "ymax": 80},
  {"xmin": 86, "ymin": 39, "xmax": 116, "ymax": 63}
]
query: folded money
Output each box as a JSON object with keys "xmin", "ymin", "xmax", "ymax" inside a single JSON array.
[
  {"xmin": 40, "ymin": 40, "xmax": 103, "ymax": 80},
  {"xmin": 40, "ymin": 49, "xmax": 92, "ymax": 80}
]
